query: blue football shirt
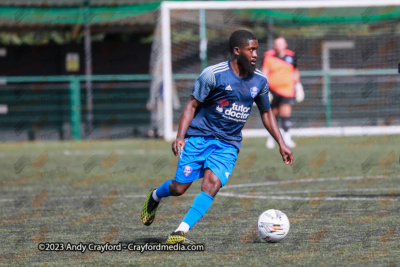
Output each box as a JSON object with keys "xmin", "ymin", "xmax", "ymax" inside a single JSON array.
[{"xmin": 186, "ymin": 61, "xmax": 271, "ymax": 151}]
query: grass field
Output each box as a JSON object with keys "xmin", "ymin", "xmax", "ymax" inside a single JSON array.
[{"xmin": 0, "ymin": 135, "xmax": 399, "ymax": 266}]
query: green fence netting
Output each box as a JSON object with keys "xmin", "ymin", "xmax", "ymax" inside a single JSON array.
[
  {"xmin": 242, "ymin": 6, "xmax": 400, "ymax": 25},
  {"xmin": 1, "ymin": 2, "xmax": 399, "ymax": 25},
  {"xmin": 0, "ymin": 2, "xmax": 160, "ymax": 24}
]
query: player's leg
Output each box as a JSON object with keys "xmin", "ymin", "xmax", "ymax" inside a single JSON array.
[
  {"xmin": 166, "ymin": 139, "xmax": 237, "ymax": 245},
  {"xmin": 177, "ymin": 168, "xmax": 220, "ymax": 232},
  {"xmin": 141, "ymin": 180, "xmax": 192, "ymax": 226},
  {"xmin": 153, "ymin": 180, "xmax": 192, "ymax": 201},
  {"xmin": 141, "ymin": 137, "xmax": 205, "ymax": 226},
  {"xmin": 166, "ymin": 168, "xmax": 219, "ymax": 245},
  {"xmin": 279, "ymin": 102, "xmax": 296, "ymax": 148}
]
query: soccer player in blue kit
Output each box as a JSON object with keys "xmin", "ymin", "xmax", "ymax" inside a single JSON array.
[{"xmin": 141, "ymin": 30, "xmax": 293, "ymax": 244}]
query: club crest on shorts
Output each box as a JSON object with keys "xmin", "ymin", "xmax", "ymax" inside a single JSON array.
[
  {"xmin": 183, "ymin": 165, "xmax": 193, "ymax": 177},
  {"xmin": 250, "ymin": 86, "xmax": 258, "ymax": 98}
]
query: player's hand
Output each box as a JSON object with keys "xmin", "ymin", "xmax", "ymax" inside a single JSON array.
[
  {"xmin": 172, "ymin": 137, "xmax": 185, "ymax": 156},
  {"xmin": 279, "ymin": 143, "xmax": 293, "ymax": 165},
  {"xmin": 295, "ymin": 82, "xmax": 305, "ymax": 103}
]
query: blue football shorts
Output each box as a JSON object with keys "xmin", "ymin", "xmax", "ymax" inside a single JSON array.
[{"xmin": 174, "ymin": 136, "xmax": 238, "ymax": 187}]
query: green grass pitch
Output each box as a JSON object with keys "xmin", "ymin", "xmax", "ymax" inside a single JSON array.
[{"xmin": 0, "ymin": 135, "xmax": 399, "ymax": 266}]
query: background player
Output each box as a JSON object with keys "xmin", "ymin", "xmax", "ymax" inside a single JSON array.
[
  {"xmin": 262, "ymin": 37, "xmax": 302, "ymax": 149},
  {"xmin": 141, "ymin": 30, "xmax": 293, "ymax": 245}
]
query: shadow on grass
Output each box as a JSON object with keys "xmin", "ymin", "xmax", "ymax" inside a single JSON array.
[{"xmin": 119, "ymin": 238, "xmax": 165, "ymax": 243}]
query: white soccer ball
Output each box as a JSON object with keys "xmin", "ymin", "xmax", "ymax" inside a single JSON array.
[{"xmin": 257, "ymin": 209, "xmax": 290, "ymax": 242}]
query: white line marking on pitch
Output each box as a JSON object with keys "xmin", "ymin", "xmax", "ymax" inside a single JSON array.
[
  {"xmin": 218, "ymin": 192, "xmax": 398, "ymax": 201},
  {"xmin": 62, "ymin": 150, "xmax": 166, "ymax": 156},
  {"xmin": 0, "ymin": 195, "xmax": 147, "ymax": 202},
  {"xmin": 0, "ymin": 149, "xmax": 166, "ymax": 157},
  {"xmin": 252, "ymin": 188, "xmax": 400, "ymax": 195},
  {"xmin": 0, "ymin": 194, "xmax": 202, "ymax": 203},
  {"xmin": 0, "ymin": 190, "xmax": 396, "ymax": 204},
  {"xmin": 222, "ymin": 175, "xmax": 396, "ymax": 189}
]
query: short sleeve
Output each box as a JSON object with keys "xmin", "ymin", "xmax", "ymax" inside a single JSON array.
[
  {"xmin": 191, "ymin": 67, "xmax": 216, "ymax": 102},
  {"xmin": 254, "ymin": 81, "xmax": 271, "ymax": 112}
]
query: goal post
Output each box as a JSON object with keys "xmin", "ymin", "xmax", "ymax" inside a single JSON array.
[
  {"xmin": 152, "ymin": 1, "xmax": 400, "ymax": 141},
  {"xmin": 161, "ymin": 4, "xmax": 174, "ymax": 141}
]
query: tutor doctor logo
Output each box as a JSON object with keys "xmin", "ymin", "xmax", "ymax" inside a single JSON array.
[{"xmin": 217, "ymin": 102, "xmax": 250, "ymax": 122}]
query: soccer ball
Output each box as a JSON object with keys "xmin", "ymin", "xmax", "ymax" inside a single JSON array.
[{"xmin": 257, "ymin": 209, "xmax": 290, "ymax": 242}]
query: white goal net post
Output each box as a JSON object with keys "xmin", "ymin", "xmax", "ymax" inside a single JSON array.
[{"xmin": 150, "ymin": 0, "xmax": 400, "ymax": 141}]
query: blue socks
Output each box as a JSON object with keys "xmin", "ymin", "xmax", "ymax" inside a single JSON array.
[
  {"xmin": 182, "ymin": 191, "xmax": 214, "ymax": 229},
  {"xmin": 154, "ymin": 182, "xmax": 214, "ymax": 231},
  {"xmin": 155, "ymin": 179, "xmax": 173, "ymax": 199}
]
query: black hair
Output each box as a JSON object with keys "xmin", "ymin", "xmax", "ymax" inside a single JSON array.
[{"xmin": 229, "ymin": 30, "xmax": 257, "ymax": 54}]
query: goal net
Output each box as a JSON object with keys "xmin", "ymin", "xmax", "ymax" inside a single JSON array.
[{"xmin": 149, "ymin": 1, "xmax": 400, "ymax": 140}]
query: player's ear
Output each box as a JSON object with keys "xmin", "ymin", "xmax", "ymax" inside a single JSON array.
[{"xmin": 233, "ymin": 46, "xmax": 240, "ymax": 56}]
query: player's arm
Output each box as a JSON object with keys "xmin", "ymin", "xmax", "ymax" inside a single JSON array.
[
  {"xmin": 260, "ymin": 110, "xmax": 293, "ymax": 165},
  {"xmin": 172, "ymin": 96, "xmax": 200, "ymax": 156},
  {"xmin": 294, "ymin": 68, "xmax": 300, "ymax": 83},
  {"xmin": 293, "ymin": 53, "xmax": 305, "ymax": 102},
  {"xmin": 255, "ymin": 83, "xmax": 293, "ymax": 165},
  {"xmin": 293, "ymin": 53, "xmax": 300, "ymax": 83},
  {"xmin": 172, "ymin": 67, "xmax": 215, "ymax": 156}
]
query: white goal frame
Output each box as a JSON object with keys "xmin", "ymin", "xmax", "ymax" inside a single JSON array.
[{"xmin": 160, "ymin": 0, "xmax": 400, "ymax": 141}]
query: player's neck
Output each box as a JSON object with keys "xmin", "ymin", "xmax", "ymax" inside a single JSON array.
[
  {"xmin": 276, "ymin": 50, "xmax": 285, "ymax": 58},
  {"xmin": 229, "ymin": 58, "xmax": 250, "ymax": 79}
]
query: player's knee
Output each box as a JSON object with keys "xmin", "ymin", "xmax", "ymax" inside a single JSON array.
[
  {"xmin": 170, "ymin": 181, "xmax": 188, "ymax": 196},
  {"xmin": 279, "ymin": 105, "xmax": 292, "ymax": 117},
  {"xmin": 281, "ymin": 117, "xmax": 292, "ymax": 132},
  {"xmin": 174, "ymin": 186, "xmax": 186, "ymax": 196},
  {"xmin": 201, "ymin": 176, "xmax": 221, "ymax": 196}
]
